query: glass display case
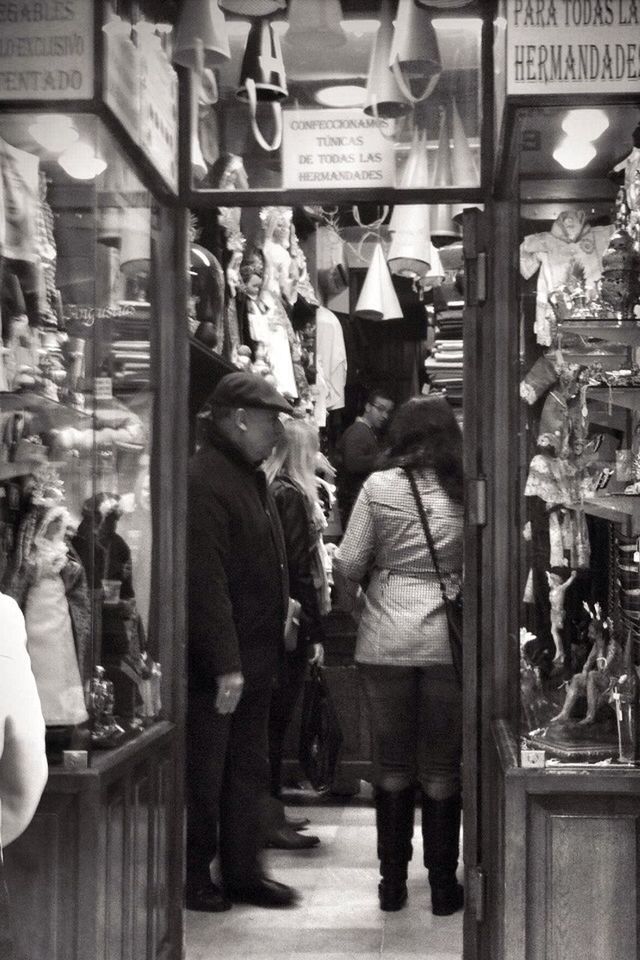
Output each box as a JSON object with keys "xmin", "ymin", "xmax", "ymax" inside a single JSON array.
[
  {"xmin": 179, "ymin": 0, "xmax": 483, "ymax": 197},
  {"xmin": 514, "ymin": 103, "xmax": 640, "ymax": 767},
  {"xmin": 0, "ymin": 112, "xmax": 161, "ymax": 762}
]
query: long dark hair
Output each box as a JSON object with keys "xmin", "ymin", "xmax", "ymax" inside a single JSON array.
[{"xmin": 378, "ymin": 395, "xmax": 463, "ymax": 503}]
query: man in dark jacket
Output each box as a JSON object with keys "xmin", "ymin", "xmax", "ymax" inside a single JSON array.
[
  {"xmin": 186, "ymin": 372, "xmax": 298, "ymax": 911},
  {"xmin": 336, "ymin": 389, "xmax": 394, "ymax": 526}
]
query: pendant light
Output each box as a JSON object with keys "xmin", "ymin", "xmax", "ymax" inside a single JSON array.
[
  {"xmin": 431, "ymin": 106, "xmax": 462, "ymax": 245},
  {"xmin": 173, "ymin": 0, "xmax": 231, "ymax": 70},
  {"xmin": 355, "ymin": 243, "xmax": 403, "ymax": 322},
  {"xmin": 363, "ymin": 0, "xmax": 411, "ymax": 119},
  {"xmin": 283, "ymin": 0, "xmax": 347, "ymax": 48},
  {"xmin": 237, "ymin": 18, "xmax": 287, "ymax": 151},
  {"xmin": 389, "ymin": 0, "xmax": 442, "ymax": 104}
]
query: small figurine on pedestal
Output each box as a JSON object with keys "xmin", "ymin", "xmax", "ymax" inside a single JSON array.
[
  {"xmin": 546, "ymin": 566, "xmax": 577, "ymax": 663},
  {"xmin": 550, "ymin": 603, "xmax": 622, "ymax": 725},
  {"xmin": 88, "ymin": 665, "xmax": 125, "ymax": 749}
]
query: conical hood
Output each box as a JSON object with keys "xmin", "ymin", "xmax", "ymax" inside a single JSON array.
[
  {"xmin": 355, "ymin": 243, "xmax": 403, "ymax": 321},
  {"xmin": 237, "ymin": 19, "xmax": 287, "ymax": 102},
  {"xmin": 398, "ymin": 126, "xmax": 429, "ymax": 188},
  {"xmin": 173, "ymin": 0, "xmax": 230, "ymax": 69},
  {"xmin": 431, "ymin": 107, "xmax": 461, "ymax": 244},
  {"xmin": 363, "ymin": 0, "xmax": 411, "ymax": 119},
  {"xmin": 387, "ymin": 205, "xmax": 431, "ymax": 278},
  {"xmin": 389, "ymin": 0, "xmax": 441, "ymax": 104},
  {"xmin": 283, "ymin": 0, "xmax": 346, "ymax": 48}
]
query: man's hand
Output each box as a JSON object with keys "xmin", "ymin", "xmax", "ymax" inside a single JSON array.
[
  {"xmin": 215, "ymin": 671, "xmax": 244, "ymax": 714},
  {"xmin": 308, "ymin": 643, "xmax": 324, "ymax": 667}
]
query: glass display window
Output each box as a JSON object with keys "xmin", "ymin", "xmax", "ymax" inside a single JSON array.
[
  {"xmin": 177, "ymin": 0, "xmax": 483, "ymax": 195},
  {"xmin": 515, "ymin": 102, "xmax": 640, "ymax": 766},
  {"xmin": 0, "ymin": 111, "xmax": 160, "ymax": 763}
]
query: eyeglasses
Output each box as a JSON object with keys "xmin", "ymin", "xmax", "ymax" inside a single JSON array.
[{"xmin": 370, "ymin": 401, "xmax": 394, "ymax": 415}]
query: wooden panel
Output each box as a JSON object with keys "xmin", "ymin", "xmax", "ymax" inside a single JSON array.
[
  {"xmin": 132, "ymin": 773, "xmax": 151, "ymax": 960},
  {"xmin": 528, "ymin": 795, "xmax": 640, "ymax": 960},
  {"xmin": 151, "ymin": 755, "xmax": 172, "ymax": 960},
  {"xmin": 105, "ymin": 791, "xmax": 127, "ymax": 960}
]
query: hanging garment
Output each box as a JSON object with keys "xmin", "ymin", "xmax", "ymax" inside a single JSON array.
[
  {"xmin": 316, "ymin": 305, "xmax": 347, "ymax": 411},
  {"xmin": 520, "ymin": 211, "xmax": 613, "ymax": 346}
]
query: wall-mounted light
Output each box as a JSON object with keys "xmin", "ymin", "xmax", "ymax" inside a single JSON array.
[
  {"xmin": 552, "ymin": 137, "xmax": 596, "ymax": 171},
  {"xmin": 58, "ymin": 141, "xmax": 107, "ymax": 179},
  {"xmin": 561, "ymin": 109, "xmax": 609, "ymax": 141},
  {"xmin": 29, "ymin": 115, "xmax": 79, "ymax": 153}
]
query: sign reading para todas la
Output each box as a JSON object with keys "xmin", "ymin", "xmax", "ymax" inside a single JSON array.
[
  {"xmin": 282, "ymin": 108, "xmax": 395, "ymax": 190},
  {"xmin": 0, "ymin": 0, "xmax": 94, "ymax": 100},
  {"xmin": 507, "ymin": 0, "xmax": 640, "ymax": 95}
]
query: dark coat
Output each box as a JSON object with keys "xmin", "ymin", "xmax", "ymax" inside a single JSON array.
[
  {"xmin": 270, "ymin": 476, "xmax": 325, "ymax": 648},
  {"xmin": 187, "ymin": 429, "xmax": 288, "ymax": 691}
]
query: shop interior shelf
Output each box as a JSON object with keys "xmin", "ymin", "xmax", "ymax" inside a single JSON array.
[
  {"xmin": 576, "ymin": 494, "xmax": 640, "ymax": 526},
  {"xmin": 558, "ymin": 321, "xmax": 640, "ymax": 346},
  {"xmin": 587, "ymin": 386, "xmax": 640, "ymax": 410}
]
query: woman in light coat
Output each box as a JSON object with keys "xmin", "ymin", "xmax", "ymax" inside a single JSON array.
[{"xmin": 333, "ymin": 396, "xmax": 464, "ymax": 916}]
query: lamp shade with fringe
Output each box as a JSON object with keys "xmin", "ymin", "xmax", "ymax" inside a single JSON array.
[
  {"xmin": 387, "ymin": 205, "xmax": 431, "ymax": 278},
  {"xmin": 389, "ymin": 0, "xmax": 441, "ymax": 104},
  {"xmin": 173, "ymin": 0, "xmax": 231, "ymax": 69},
  {"xmin": 220, "ymin": 0, "xmax": 285, "ymax": 14},
  {"xmin": 237, "ymin": 18, "xmax": 287, "ymax": 102},
  {"xmin": 363, "ymin": 0, "xmax": 411, "ymax": 119},
  {"xmin": 283, "ymin": 0, "xmax": 347, "ymax": 48},
  {"xmin": 431, "ymin": 106, "xmax": 462, "ymax": 245},
  {"xmin": 355, "ymin": 243, "xmax": 403, "ymax": 321}
]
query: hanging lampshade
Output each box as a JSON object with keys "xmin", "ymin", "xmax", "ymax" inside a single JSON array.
[
  {"xmin": 398, "ymin": 125, "xmax": 429, "ymax": 188},
  {"xmin": 283, "ymin": 0, "xmax": 347, "ymax": 48},
  {"xmin": 173, "ymin": 0, "xmax": 231, "ymax": 69},
  {"xmin": 389, "ymin": 0, "xmax": 442, "ymax": 104},
  {"xmin": 387, "ymin": 205, "xmax": 431, "ymax": 278},
  {"xmin": 363, "ymin": 0, "xmax": 411, "ymax": 119},
  {"xmin": 220, "ymin": 0, "xmax": 285, "ymax": 14},
  {"xmin": 431, "ymin": 107, "xmax": 462, "ymax": 245},
  {"xmin": 237, "ymin": 19, "xmax": 287, "ymax": 102},
  {"xmin": 355, "ymin": 243, "xmax": 403, "ymax": 321}
]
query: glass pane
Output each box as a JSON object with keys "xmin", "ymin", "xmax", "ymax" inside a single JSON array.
[
  {"xmin": 517, "ymin": 103, "xmax": 640, "ymax": 767},
  {"xmin": 185, "ymin": 1, "xmax": 482, "ymax": 193},
  {"xmin": 0, "ymin": 112, "xmax": 158, "ymax": 763}
]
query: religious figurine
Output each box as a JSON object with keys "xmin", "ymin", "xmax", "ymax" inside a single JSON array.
[
  {"xmin": 546, "ymin": 566, "xmax": 577, "ymax": 663},
  {"xmin": 550, "ymin": 603, "xmax": 622, "ymax": 725}
]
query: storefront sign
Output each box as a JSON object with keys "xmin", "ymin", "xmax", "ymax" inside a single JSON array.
[
  {"xmin": 282, "ymin": 108, "xmax": 395, "ymax": 189},
  {"xmin": 507, "ymin": 0, "xmax": 640, "ymax": 95},
  {"xmin": 0, "ymin": 1, "xmax": 93, "ymax": 100}
]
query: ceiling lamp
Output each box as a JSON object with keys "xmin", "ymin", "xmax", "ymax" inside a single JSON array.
[
  {"xmin": 553, "ymin": 137, "xmax": 597, "ymax": 170},
  {"xmin": 561, "ymin": 109, "xmax": 609, "ymax": 141},
  {"xmin": 389, "ymin": 0, "xmax": 442, "ymax": 104},
  {"xmin": 283, "ymin": 0, "xmax": 347, "ymax": 48},
  {"xmin": 29, "ymin": 115, "xmax": 79, "ymax": 154},
  {"xmin": 363, "ymin": 0, "xmax": 411, "ymax": 119},
  {"xmin": 173, "ymin": 0, "xmax": 231, "ymax": 69},
  {"xmin": 58, "ymin": 142, "xmax": 106, "ymax": 180},
  {"xmin": 388, "ymin": 205, "xmax": 432, "ymax": 279},
  {"xmin": 237, "ymin": 19, "xmax": 288, "ymax": 151},
  {"xmin": 431, "ymin": 106, "xmax": 462, "ymax": 245},
  {"xmin": 316, "ymin": 85, "xmax": 366, "ymax": 108},
  {"xmin": 355, "ymin": 243, "xmax": 403, "ymax": 321}
]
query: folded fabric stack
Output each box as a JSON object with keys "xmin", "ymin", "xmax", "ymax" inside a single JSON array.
[
  {"xmin": 111, "ymin": 301, "xmax": 151, "ymax": 392},
  {"xmin": 424, "ymin": 302, "xmax": 464, "ymax": 406}
]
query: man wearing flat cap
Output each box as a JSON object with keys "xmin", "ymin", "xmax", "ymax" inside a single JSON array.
[{"xmin": 186, "ymin": 372, "xmax": 298, "ymax": 910}]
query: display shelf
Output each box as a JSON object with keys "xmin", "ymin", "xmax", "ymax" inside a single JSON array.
[
  {"xmin": 588, "ymin": 387, "xmax": 640, "ymax": 410},
  {"xmin": 0, "ymin": 390, "xmax": 92, "ymax": 425},
  {"xmin": 558, "ymin": 321, "xmax": 640, "ymax": 346},
  {"xmin": 575, "ymin": 494, "xmax": 640, "ymax": 525}
]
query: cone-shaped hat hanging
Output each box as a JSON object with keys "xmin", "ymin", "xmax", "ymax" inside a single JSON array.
[
  {"xmin": 355, "ymin": 243, "xmax": 403, "ymax": 321},
  {"xmin": 450, "ymin": 98, "xmax": 480, "ymax": 222},
  {"xmin": 283, "ymin": 0, "xmax": 347, "ymax": 48},
  {"xmin": 221, "ymin": 0, "xmax": 285, "ymax": 14},
  {"xmin": 173, "ymin": 0, "xmax": 231, "ymax": 69},
  {"xmin": 422, "ymin": 242, "xmax": 445, "ymax": 288},
  {"xmin": 363, "ymin": 0, "xmax": 411, "ymax": 119},
  {"xmin": 389, "ymin": 0, "xmax": 442, "ymax": 104},
  {"xmin": 398, "ymin": 126, "xmax": 430, "ymax": 189},
  {"xmin": 431, "ymin": 106, "xmax": 462, "ymax": 245},
  {"xmin": 237, "ymin": 19, "xmax": 287, "ymax": 102},
  {"xmin": 388, "ymin": 205, "xmax": 431, "ymax": 278}
]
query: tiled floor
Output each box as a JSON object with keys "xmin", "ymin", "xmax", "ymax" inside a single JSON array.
[{"xmin": 186, "ymin": 793, "xmax": 463, "ymax": 960}]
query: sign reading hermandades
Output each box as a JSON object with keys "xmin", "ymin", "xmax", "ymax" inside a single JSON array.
[
  {"xmin": 0, "ymin": 0, "xmax": 94, "ymax": 100},
  {"xmin": 282, "ymin": 108, "xmax": 395, "ymax": 190},
  {"xmin": 507, "ymin": 0, "xmax": 640, "ymax": 95}
]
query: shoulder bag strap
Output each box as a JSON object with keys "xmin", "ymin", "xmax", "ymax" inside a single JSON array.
[{"xmin": 403, "ymin": 467, "xmax": 447, "ymax": 602}]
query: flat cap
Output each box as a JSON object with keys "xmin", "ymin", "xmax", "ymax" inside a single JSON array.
[{"xmin": 208, "ymin": 371, "xmax": 293, "ymax": 414}]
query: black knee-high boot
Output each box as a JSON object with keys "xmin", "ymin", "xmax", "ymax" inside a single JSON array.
[
  {"xmin": 375, "ymin": 785, "xmax": 416, "ymax": 911},
  {"xmin": 421, "ymin": 792, "xmax": 464, "ymax": 916}
]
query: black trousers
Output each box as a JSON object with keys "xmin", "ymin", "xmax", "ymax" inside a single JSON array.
[
  {"xmin": 186, "ymin": 679, "xmax": 273, "ymax": 888},
  {"xmin": 268, "ymin": 645, "xmax": 309, "ymax": 795}
]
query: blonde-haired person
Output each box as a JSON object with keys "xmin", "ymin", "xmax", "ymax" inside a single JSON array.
[{"xmin": 264, "ymin": 419, "xmax": 329, "ymax": 811}]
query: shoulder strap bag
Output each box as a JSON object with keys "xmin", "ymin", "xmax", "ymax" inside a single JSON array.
[{"xmin": 404, "ymin": 468, "xmax": 463, "ymax": 687}]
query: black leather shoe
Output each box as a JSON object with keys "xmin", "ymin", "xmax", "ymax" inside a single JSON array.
[
  {"xmin": 431, "ymin": 881, "xmax": 464, "ymax": 916},
  {"xmin": 186, "ymin": 881, "xmax": 232, "ymax": 912},
  {"xmin": 226, "ymin": 878, "xmax": 299, "ymax": 907},
  {"xmin": 266, "ymin": 825, "xmax": 320, "ymax": 850},
  {"xmin": 285, "ymin": 814, "xmax": 311, "ymax": 830}
]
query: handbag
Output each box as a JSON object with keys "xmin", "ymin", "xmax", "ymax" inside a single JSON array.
[
  {"xmin": 298, "ymin": 664, "xmax": 344, "ymax": 792},
  {"xmin": 404, "ymin": 468, "xmax": 463, "ymax": 687}
]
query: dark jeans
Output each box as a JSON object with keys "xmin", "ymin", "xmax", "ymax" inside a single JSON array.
[
  {"xmin": 359, "ymin": 663, "xmax": 462, "ymax": 796},
  {"xmin": 268, "ymin": 646, "xmax": 308, "ymax": 796},
  {"xmin": 186, "ymin": 680, "xmax": 272, "ymax": 889}
]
